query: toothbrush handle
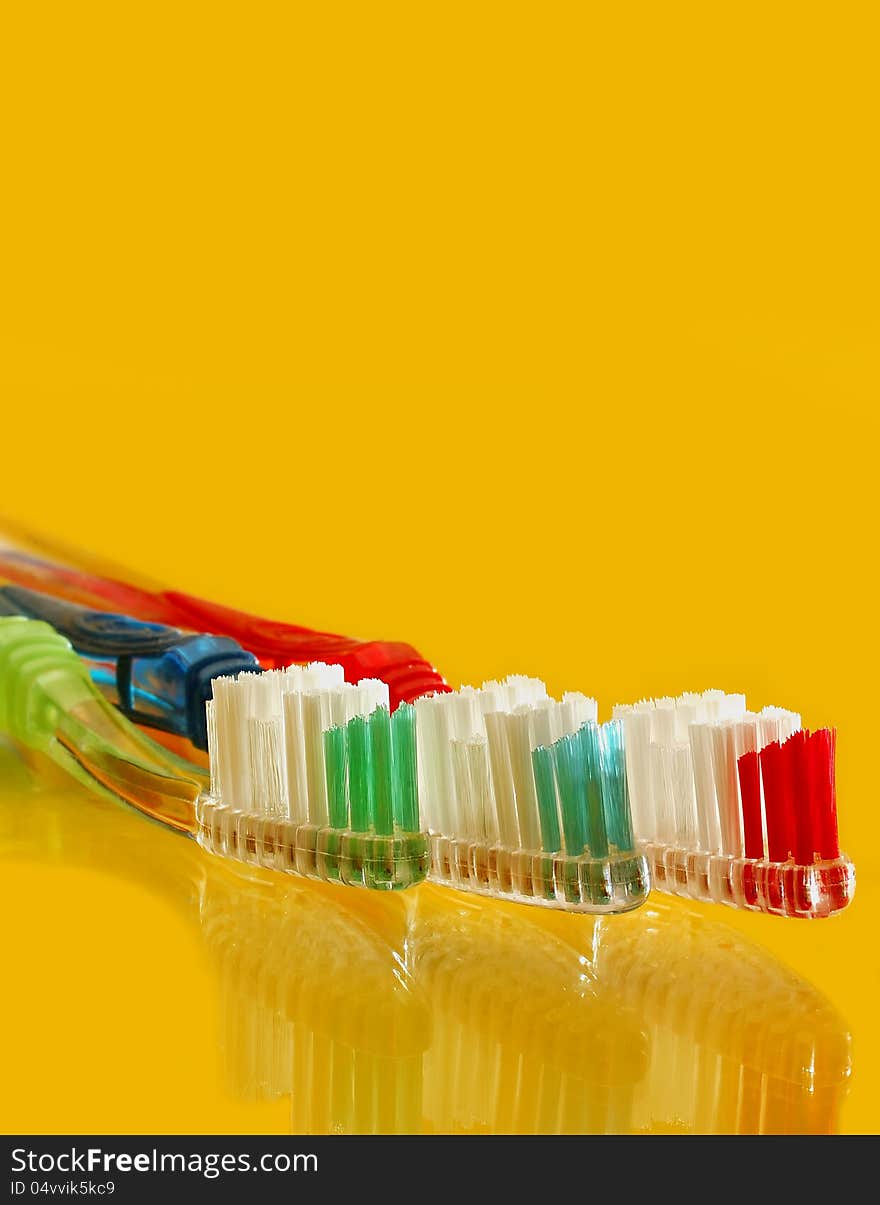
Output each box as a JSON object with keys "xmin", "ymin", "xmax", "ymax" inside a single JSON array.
[
  {"xmin": 163, "ymin": 591, "xmax": 450, "ymax": 708},
  {"xmin": 0, "ymin": 551, "xmax": 450, "ymax": 708},
  {"xmin": 0, "ymin": 585, "xmax": 260, "ymax": 750},
  {"xmin": 0, "ymin": 616, "xmax": 206, "ymax": 833}
]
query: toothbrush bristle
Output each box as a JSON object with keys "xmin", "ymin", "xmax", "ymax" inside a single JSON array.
[
  {"xmin": 208, "ymin": 664, "xmax": 419, "ymax": 835},
  {"xmin": 415, "ymin": 676, "xmax": 648, "ymax": 912},
  {"xmin": 750, "ymin": 726, "xmax": 840, "ymax": 863},
  {"xmin": 615, "ymin": 690, "xmax": 812, "ymax": 860},
  {"xmin": 414, "ymin": 676, "xmax": 612, "ymax": 858},
  {"xmin": 198, "ymin": 663, "xmax": 429, "ymax": 889},
  {"xmin": 616, "ymin": 687, "xmax": 851, "ymax": 916}
]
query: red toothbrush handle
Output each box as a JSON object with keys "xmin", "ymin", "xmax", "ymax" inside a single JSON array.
[
  {"xmin": 163, "ymin": 591, "xmax": 449, "ymax": 708},
  {"xmin": 0, "ymin": 553, "xmax": 450, "ymax": 708}
]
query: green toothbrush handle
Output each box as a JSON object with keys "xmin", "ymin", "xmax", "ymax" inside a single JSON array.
[{"xmin": 0, "ymin": 617, "xmax": 205, "ymax": 832}]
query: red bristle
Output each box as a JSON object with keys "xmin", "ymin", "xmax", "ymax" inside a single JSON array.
[
  {"xmin": 786, "ymin": 729, "xmax": 813, "ymax": 865},
  {"xmin": 760, "ymin": 740, "xmax": 794, "ymax": 862},
  {"xmin": 737, "ymin": 749, "xmax": 765, "ymax": 860},
  {"xmin": 808, "ymin": 728, "xmax": 840, "ymax": 860}
]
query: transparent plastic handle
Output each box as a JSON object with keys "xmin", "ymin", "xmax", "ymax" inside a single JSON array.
[{"xmin": 0, "ymin": 617, "xmax": 205, "ymax": 833}]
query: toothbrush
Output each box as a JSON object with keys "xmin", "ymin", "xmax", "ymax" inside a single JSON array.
[
  {"xmin": 0, "ymin": 525, "xmax": 449, "ymax": 708},
  {"xmin": 613, "ymin": 690, "xmax": 855, "ymax": 918},
  {"xmin": 0, "ymin": 582, "xmax": 260, "ymax": 757},
  {"xmin": 414, "ymin": 676, "xmax": 649, "ymax": 913},
  {"xmin": 0, "ymin": 616, "xmax": 428, "ymax": 890}
]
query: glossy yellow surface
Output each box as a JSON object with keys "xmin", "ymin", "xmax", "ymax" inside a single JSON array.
[
  {"xmin": 0, "ymin": 754, "xmax": 866, "ymax": 1133},
  {"xmin": 1, "ymin": 2, "xmax": 878, "ymax": 1133}
]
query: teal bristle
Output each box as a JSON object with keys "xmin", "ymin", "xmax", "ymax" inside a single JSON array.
[
  {"xmin": 553, "ymin": 733, "xmax": 589, "ymax": 855},
  {"xmin": 532, "ymin": 744, "xmax": 562, "ymax": 852},
  {"xmin": 538, "ymin": 720, "xmax": 633, "ymax": 858},
  {"xmin": 415, "ymin": 675, "xmax": 649, "ymax": 912},
  {"xmin": 579, "ymin": 722, "xmax": 609, "ymax": 859},
  {"xmin": 599, "ymin": 719, "xmax": 634, "ymax": 852}
]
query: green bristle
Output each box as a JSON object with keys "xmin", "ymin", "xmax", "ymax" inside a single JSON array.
[
  {"xmin": 391, "ymin": 703, "xmax": 419, "ymax": 833},
  {"xmin": 368, "ymin": 706, "xmax": 394, "ymax": 835},
  {"xmin": 599, "ymin": 720, "xmax": 634, "ymax": 852},
  {"xmin": 531, "ymin": 744, "xmax": 562, "ymax": 852},
  {"xmin": 323, "ymin": 725, "xmax": 349, "ymax": 830},
  {"xmin": 553, "ymin": 734, "xmax": 588, "ymax": 854},
  {"xmin": 579, "ymin": 723, "xmax": 609, "ymax": 858},
  {"xmin": 347, "ymin": 714, "xmax": 372, "ymax": 833}
]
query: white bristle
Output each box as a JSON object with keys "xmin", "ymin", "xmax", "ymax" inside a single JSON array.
[
  {"xmin": 759, "ymin": 705, "xmax": 801, "ymax": 744},
  {"xmin": 506, "ymin": 709, "xmax": 542, "ymax": 850},
  {"xmin": 451, "ymin": 689, "xmax": 478, "ymax": 740},
  {"xmin": 648, "ymin": 743, "xmax": 674, "ymax": 844},
  {"xmin": 689, "ymin": 722, "xmax": 722, "ymax": 852},
  {"xmin": 616, "ymin": 689, "xmax": 804, "ymax": 859},
  {"xmin": 709, "ymin": 722, "xmax": 743, "ymax": 856},
  {"xmin": 249, "ymin": 716, "xmax": 286, "ymax": 816},
  {"xmin": 211, "ymin": 674, "xmax": 253, "ymax": 810},
  {"xmin": 415, "ymin": 674, "xmax": 610, "ymax": 856},
  {"xmin": 447, "ymin": 735, "xmax": 494, "ymax": 843},
  {"xmin": 670, "ymin": 743, "xmax": 699, "ymax": 846},
  {"xmin": 477, "ymin": 681, "xmax": 507, "ymax": 715},
  {"xmin": 206, "ymin": 700, "xmax": 219, "ymax": 796},
  {"xmin": 467, "ymin": 738, "xmax": 494, "ymax": 842},
  {"xmin": 414, "ymin": 693, "xmax": 455, "ymax": 835},
  {"xmin": 547, "ymin": 700, "xmax": 567, "ymax": 743},
  {"xmin": 612, "ymin": 704, "xmax": 653, "ymax": 839},
  {"xmin": 503, "ymin": 675, "xmax": 548, "ymax": 707},
  {"xmin": 450, "ymin": 739, "xmax": 476, "ymax": 839},
  {"xmin": 527, "ymin": 701, "xmax": 554, "ymax": 752},
  {"xmin": 484, "ymin": 710, "xmax": 520, "ymax": 846},
  {"xmin": 356, "ymin": 678, "xmax": 389, "ymax": 716},
  {"xmin": 672, "ymin": 698, "xmax": 699, "ymax": 743},
  {"xmin": 562, "ymin": 691, "xmax": 599, "ymax": 728},
  {"xmin": 700, "ymin": 690, "xmax": 728, "ymax": 720},
  {"xmin": 283, "ymin": 691, "xmax": 308, "ymax": 822},
  {"xmin": 650, "ymin": 700, "xmax": 676, "ymax": 747},
  {"xmin": 208, "ymin": 661, "xmax": 402, "ymax": 830},
  {"xmin": 301, "ymin": 691, "xmax": 330, "ymax": 825}
]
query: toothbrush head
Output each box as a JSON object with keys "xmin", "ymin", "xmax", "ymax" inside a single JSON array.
[
  {"xmin": 615, "ymin": 690, "xmax": 855, "ymax": 918},
  {"xmin": 198, "ymin": 663, "xmax": 430, "ymax": 890},
  {"xmin": 415, "ymin": 677, "xmax": 650, "ymax": 913}
]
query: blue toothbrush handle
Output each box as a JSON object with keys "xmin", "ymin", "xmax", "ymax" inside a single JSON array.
[{"xmin": 0, "ymin": 584, "xmax": 261, "ymax": 749}]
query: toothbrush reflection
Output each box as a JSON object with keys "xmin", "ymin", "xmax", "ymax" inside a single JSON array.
[
  {"xmin": 0, "ymin": 742, "xmax": 852, "ymax": 1133},
  {"xmin": 504, "ymin": 897, "xmax": 852, "ymax": 1133},
  {"xmin": 413, "ymin": 886, "xmax": 850, "ymax": 1133},
  {"xmin": 414, "ymin": 885, "xmax": 647, "ymax": 1133},
  {"xmin": 199, "ymin": 875, "xmax": 428, "ymax": 1134}
]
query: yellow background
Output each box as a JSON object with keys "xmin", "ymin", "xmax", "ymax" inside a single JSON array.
[{"xmin": 0, "ymin": 2, "xmax": 877, "ymax": 1133}]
